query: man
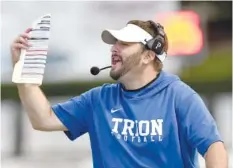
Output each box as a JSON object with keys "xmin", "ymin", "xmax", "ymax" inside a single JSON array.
[{"xmin": 11, "ymin": 19, "xmax": 228, "ymax": 168}]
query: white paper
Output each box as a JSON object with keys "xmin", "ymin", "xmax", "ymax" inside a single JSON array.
[{"xmin": 12, "ymin": 14, "xmax": 51, "ymax": 85}]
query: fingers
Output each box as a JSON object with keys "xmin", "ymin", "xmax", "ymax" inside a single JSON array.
[
  {"xmin": 11, "ymin": 43, "xmax": 28, "ymax": 50},
  {"xmin": 11, "ymin": 28, "xmax": 32, "ymax": 50},
  {"xmin": 14, "ymin": 27, "xmax": 32, "ymax": 43},
  {"xmin": 23, "ymin": 28, "xmax": 32, "ymax": 39},
  {"xmin": 11, "ymin": 36, "xmax": 30, "ymax": 50},
  {"xmin": 13, "ymin": 34, "xmax": 31, "ymax": 47},
  {"xmin": 18, "ymin": 36, "xmax": 29, "ymax": 46},
  {"xmin": 20, "ymin": 33, "xmax": 31, "ymax": 39},
  {"xmin": 14, "ymin": 33, "xmax": 30, "ymax": 42}
]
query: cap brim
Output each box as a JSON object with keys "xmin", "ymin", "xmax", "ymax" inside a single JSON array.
[
  {"xmin": 101, "ymin": 29, "xmax": 118, "ymax": 44},
  {"xmin": 101, "ymin": 24, "xmax": 153, "ymax": 45}
]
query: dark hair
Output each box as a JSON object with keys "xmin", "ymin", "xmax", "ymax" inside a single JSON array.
[{"xmin": 127, "ymin": 20, "xmax": 169, "ymax": 71}]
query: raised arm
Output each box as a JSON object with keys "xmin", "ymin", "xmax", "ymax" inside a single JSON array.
[{"xmin": 11, "ymin": 30, "xmax": 67, "ymax": 131}]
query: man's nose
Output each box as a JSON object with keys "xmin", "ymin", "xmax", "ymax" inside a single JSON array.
[
  {"xmin": 111, "ymin": 44, "xmax": 117, "ymax": 52},
  {"xmin": 111, "ymin": 42, "xmax": 119, "ymax": 52}
]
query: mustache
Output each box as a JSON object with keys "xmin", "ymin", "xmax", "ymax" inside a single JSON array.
[
  {"xmin": 111, "ymin": 52, "xmax": 121, "ymax": 57},
  {"xmin": 111, "ymin": 54, "xmax": 122, "ymax": 61}
]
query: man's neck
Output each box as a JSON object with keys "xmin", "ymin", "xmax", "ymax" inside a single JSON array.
[{"xmin": 119, "ymin": 70, "xmax": 159, "ymax": 91}]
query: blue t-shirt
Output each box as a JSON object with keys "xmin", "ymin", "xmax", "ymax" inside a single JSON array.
[{"xmin": 52, "ymin": 71, "xmax": 222, "ymax": 168}]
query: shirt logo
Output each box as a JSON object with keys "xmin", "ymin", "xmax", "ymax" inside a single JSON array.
[
  {"xmin": 111, "ymin": 108, "xmax": 122, "ymax": 113},
  {"xmin": 111, "ymin": 118, "xmax": 163, "ymax": 143}
]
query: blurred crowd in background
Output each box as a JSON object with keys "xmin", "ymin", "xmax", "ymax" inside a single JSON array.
[{"xmin": 1, "ymin": 1, "xmax": 232, "ymax": 168}]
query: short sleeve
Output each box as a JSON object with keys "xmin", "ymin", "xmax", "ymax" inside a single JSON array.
[
  {"xmin": 177, "ymin": 93, "xmax": 223, "ymax": 156},
  {"xmin": 52, "ymin": 92, "xmax": 91, "ymax": 141}
]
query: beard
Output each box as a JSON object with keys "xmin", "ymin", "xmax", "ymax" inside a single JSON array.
[{"xmin": 110, "ymin": 51, "xmax": 142, "ymax": 81}]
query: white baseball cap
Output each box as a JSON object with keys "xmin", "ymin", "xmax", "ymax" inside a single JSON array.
[{"xmin": 101, "ymin": 23, "xmax": 167, "ymax": 62}]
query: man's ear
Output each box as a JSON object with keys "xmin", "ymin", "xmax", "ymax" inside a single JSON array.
[{"xmin": 142, "ymin": 50, "xmax": 156, "ymax": 64}]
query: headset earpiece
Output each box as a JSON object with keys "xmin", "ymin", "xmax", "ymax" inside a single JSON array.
[{"xmin": 145, "ymin": 20, "xmax": 166, "ymax": 55}]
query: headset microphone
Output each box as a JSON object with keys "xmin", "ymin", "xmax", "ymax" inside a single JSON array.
[{"xmin": 90, "ymin": 66, "xmax": 112, "ymax": 75}]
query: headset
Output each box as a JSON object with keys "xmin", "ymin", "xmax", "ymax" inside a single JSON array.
[{"xmin": 144, "ymin": 20, "xmax": 166, "ymax": 56}]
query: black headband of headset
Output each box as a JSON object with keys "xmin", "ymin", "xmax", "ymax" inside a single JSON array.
[
  {"xmin": 144, "ymin": 20, "xmax": 166, "ymax": 55},
  {"xmin": 148, "ymin": 20, "xmax": 165, "ymax": 38}
]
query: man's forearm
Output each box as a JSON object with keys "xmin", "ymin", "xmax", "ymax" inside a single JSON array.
[
  {"xmin": 17, "ymin": 84, "xmax": 52, "ymax": 129},
  {"xmin": 205, "ymin": 141, "xmax": 228, "ymax": 168}
]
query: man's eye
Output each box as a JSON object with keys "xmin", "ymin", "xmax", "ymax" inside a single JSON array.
[{"xmin": 121, "ymin": 42, "xmax": 129, "ymax": 46}]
